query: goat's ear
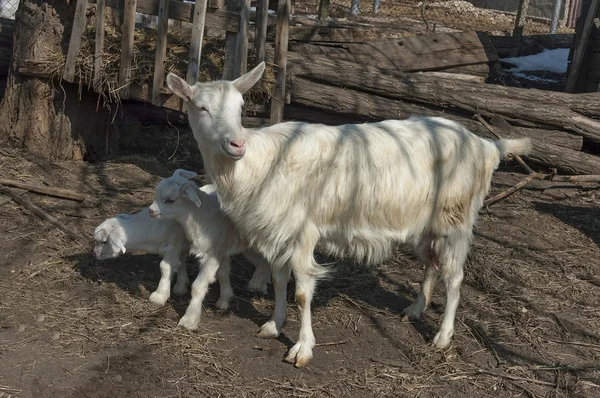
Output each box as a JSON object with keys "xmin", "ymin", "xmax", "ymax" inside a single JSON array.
[
  {"xmin": 110, "ymin": 235, "xmax": 126, "ymax": 254},
  {"xmin": 231, "ymin": 62, "xmax": 265, "ymax": 94},
  {"xmin": 173, "ymin": 169, "xmax": 197, "ymax": 180},
  {"xmin": 182, "ymin": 183, "xmax": 202, "ymax": 208},
  {"xmin": 166, "ymin": 73, "xmax": 194, "ymax": 102}
]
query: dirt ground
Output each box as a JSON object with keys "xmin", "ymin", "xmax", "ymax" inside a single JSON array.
[{"xmin": 1, "ymin": 123, "xmax": 599, "ymax": 398}]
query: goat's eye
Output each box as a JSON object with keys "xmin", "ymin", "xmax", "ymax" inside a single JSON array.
[
  {"xmin": 197, "ymin": 105, "xmax": 208, "ymax": 113},
  {"xmin": 164, "ymin": 199, "xmax": 175, "ymax": 204},
  {"xmin": 102, "ymin": 240, "xmax": 108, "ymax": 245}
]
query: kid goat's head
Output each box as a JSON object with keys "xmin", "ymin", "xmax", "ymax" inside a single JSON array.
[
  {"xmin": 166, "ymin": 62, "xmax": 266, "ymax": 161},
  {"xmin": 149, "ymin": 169, "xmax": 203, "ymax": 220}
]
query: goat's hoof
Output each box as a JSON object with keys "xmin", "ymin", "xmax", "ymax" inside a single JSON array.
[
  {"xmin": 284, "ymin": 341, "xmax": 313, "ymax": 368},
  {"xmin": 215, "ymin": 297, "xmax": 230, "ymax": 310},
  {"xmin": 432, "ymin": 330, "xmax": 453, "ymax": 349},
  {"xmin": 172, "ymin": 283, "xmax": 189, "ymax": 296},
  {"xmin": 256, "ymin": 320, "xmax": 279, "ymax": 339},
  {"xmin": 178, "ymin": 315, "xmax": 200, "ymax": 331},
  {"xmin": 400, "ymin": 303, "xmax": 425, "ymax": 322},
  {"xmin": 149, "ymin": 292, "xmax": 168, "ymax": 306}
]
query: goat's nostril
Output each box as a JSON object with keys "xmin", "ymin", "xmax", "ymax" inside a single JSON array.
[{"xmin": 229, "ymin": 139, "xmax": 245, "ymax": 149}]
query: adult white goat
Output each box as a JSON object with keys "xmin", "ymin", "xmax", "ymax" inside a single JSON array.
[
  {"xmin": 93, "ymin": 208, "xmax": 190, "ymax": 305},
  {"xmin": 166, "ymin": 62, "xmax": 532, "ymax": 367},
  {"xmin": 149, "ymin": 169, "xmax": 272, "ymax": 330}
]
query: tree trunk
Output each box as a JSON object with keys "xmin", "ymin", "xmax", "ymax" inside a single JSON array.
[
  {"xmin": 287, "ymin": 54, "xmax": 600, "ymax": 144},
  {"xmin": 0, "ymin": 0, "xmax": 118, "ymax": 161},
  {"xmin": 290, "ymin": 77, "xmax": 600, "ymax": 175}
]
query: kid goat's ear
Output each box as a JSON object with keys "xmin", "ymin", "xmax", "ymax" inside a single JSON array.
[
  {"xmin": 173, "ymin": 169, "xmax": 197, "ymax": 180},
  {"xmin": 181, "ymin": 183, "xmax": 202, "ymax": 208},
  {"xmin": 166, "ymin": 73, "xmax": 195, "ymax": 102}
]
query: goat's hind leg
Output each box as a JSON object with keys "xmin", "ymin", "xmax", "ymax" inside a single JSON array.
[
  {"xmin": 431, "ymin": 230, "xmax": 470, "ymax": 349},
  {"xmin": 256, "ymin": 265, "xmax": 290, "ymax": 338},
  {"xmin": 215, "ymin": 257, "xmax": 234, "ymax": 310},
  {"xmin": 173, "ymin": 252, "xmax": 190, "ymax": 295}
]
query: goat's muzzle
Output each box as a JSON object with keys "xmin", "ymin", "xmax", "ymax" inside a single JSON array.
[{"xmin": 223, "ymin": 138, "xmax": 246, "ymax": 160}]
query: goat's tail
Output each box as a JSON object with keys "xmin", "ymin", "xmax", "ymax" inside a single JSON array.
[{"xmin": 495, "ymin": 137, "xmax": 532, "ymax": 160}]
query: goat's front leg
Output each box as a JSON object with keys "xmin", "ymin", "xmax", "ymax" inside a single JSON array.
[
  {"xmin": 215, "ymin": 257, "xmax": 234, "ymax": 310},
  {"xmin": 149, "ymin": 247, "xmax": 180, "ymax": 306},
  {"xmin": 178, "ymin": 255, "xmax": 221, "ymax": 331}
]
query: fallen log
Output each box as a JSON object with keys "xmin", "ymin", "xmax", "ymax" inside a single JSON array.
[
  {"xmin": 287, "ymin": 54, "xmax": 600, "ymax": 144},
  {"xmin": 290, "ymin": 77, "xmax": 600, "ymax": 175}
]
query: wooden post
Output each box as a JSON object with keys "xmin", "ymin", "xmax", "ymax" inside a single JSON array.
[
  {"xmin": 566, "ymin": 0, "xmax": 600, "ymax": 92},
  {"xmin": 318, "ymin": 0, "xmax": 330, "ymax": 19},
  {"xmin": 234, "ymin": 0, "xmax": 250, "ymax": 77},
  {"xmin": 152, "ymin": 0, "xmax": 170, "ymax": 106},
  {"xmin": 187, "ymin": 0, "xmax": 209, "ymax": 85},
  {"xmin": 513, "ymin": 0, "xmax": 531, "ymax": 38},
  {"xmin": 63, "ymin": 0, "xmax": 89, "ymax": 83},
  {"xmin": 254, "ymin": 0, "xmax": 269, "ymax": 64},
  {"xmin": 270, "ymin": 0, "xmax": 290, "ymax": 125},
  {"xmin": 119, "ymin": 0, "xmax": 137, "ymax": 99},
  {"xmin": 93, "ymin": 0, "xmax": 106, "ymax": 93}
]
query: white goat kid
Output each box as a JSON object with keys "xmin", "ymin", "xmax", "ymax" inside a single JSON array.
[
  {"xmin": 93, "ymin": 208, "xmax": 190, "ymax": 305},
  {"xmin": 149, "ymin": 169, "xmax": 272, "ymax": 330},
  {"xmin": 166, "ymin": 63, "xmax": 532, "ymax": 367}
]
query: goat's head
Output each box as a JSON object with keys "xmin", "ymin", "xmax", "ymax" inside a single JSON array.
[
  {"xmin": 149, "ymin": 169, "xmax": 202, "ymax": 220},
  {"xmin": 93, "ymin": 218, "xmax": 127, "ymax": 259},
  {"xmin": 166, "ymin": 62, "xmax": 266, "ymax": 161}
]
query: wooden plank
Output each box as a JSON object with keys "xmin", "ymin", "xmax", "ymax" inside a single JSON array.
[
  {"xmin": 566, "ymin": 0, "xmax": 600, "ymax": 92},
  {"xmin": 94, "ymin": 0, "xmax": 239, "ymax": 32},
  {"xmin": 254, "ymin": 0, "xmax": 269, "ymax": 64},
  {"xmin": 286, "ymin": 31, "xmax": 498, "ymax": 73},
  {"xmin": 152, "ymin": 0, "xmax": 169, "ymax": 106},
  {"xmin": 270, "ymin": 0, "xmax": 290, "ymax": 124},
  {"xmin": 118, "ymin": 0, "xmax": 137, "ymax": 99},
  {"xmin": 63, "ymin": 0, "xmax": 89, "ymax": 83},
  {"xmin": 93, "ymin": 0, "xmax": 106, "ymax": 93},
  {"xmin": 187, "ymin": 0, "xmax": 209, "ymax": 86}
]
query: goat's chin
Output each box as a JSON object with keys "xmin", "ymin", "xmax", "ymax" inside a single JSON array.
[{"xmin": 220, "ymin": 145, "xmax": 245, "ymax": 161}]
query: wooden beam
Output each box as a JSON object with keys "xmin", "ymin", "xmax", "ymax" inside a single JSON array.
[
  {"xmin": 93, "ymin": 0, "xmax": 106, "ymax": 93},
  {"xmin": 187, "ymin": 0, "xmax": 209, "ymax": 85},
  {"xmin": 152, "ymin": 0, "xmax": 169, "ymax": 106},
  {"xmin": 254, "ymin": 0, "xmax": 269, "ymax": 64},
  {"xmin": 566, "ymin": 0, "xmax": 600, "ymax": 92},
  {"xmin": 235, "ymin": 0, "xmax": 251, "ymax": 77},
  {"xmin": 63, "ymin": 0, "xmax": 89, "ymax": 83},
  {"xmin": 91, "ymin": 0, "xmax": 239, "ymax": 32},
  {"xmin": 270, "ymin": 0, "xmax": 290, "ymax": 124}
]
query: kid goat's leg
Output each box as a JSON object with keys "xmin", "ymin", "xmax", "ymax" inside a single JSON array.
[
  {"xmin": 149, "ymin": 247, "xmax": 180, "ymax": 306},
  {"xmin": 215, "ymin": 257, "xmax": 234, "ymax": 310},
  {"xmin": 256, "ymin": 265, "xmax": 290, "ymax": 338},
  {"xmin": 173, "ymin": 252, "xmax": 190, "ymax": 295},
  {"xmin": 178, "ymin": 255, "xmax": 221, "ymax": 331}
]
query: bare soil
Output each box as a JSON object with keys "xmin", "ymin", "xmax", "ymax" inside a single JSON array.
[{"xmin": 1, "ymin": 125, "xmax": 599, "ymax": 397}]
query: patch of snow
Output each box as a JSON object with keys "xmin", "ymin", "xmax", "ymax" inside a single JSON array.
[
  {"xmin": 502, "ymin": 48, "xmax": 570, "ymax": 74},
  {"xmin": 510, "ymin": 72, "xmax": 559, "ymax": 83}
]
